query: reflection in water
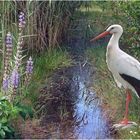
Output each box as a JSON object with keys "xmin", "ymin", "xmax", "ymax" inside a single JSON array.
[
  {"xmin": 41, "ymin": 63, "xmax": 111, "ymax": 139},
  {"xmin": 70, "ymin": 65, "xmax": 110, "ymax": 139}
]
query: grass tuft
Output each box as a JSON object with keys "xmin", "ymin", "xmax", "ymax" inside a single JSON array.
[{"xmin": 28, "ymin": 48, "xmax": 73, "ymax": 103}]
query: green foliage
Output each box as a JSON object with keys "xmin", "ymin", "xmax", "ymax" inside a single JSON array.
[
  {"xmin": 0, "ymin": 96, "xmax": 16, "ymax": 138},
  {"xmin": 118, "ymin": 126, "xmax": 140, "ymax": 139},
  {"xmin": 15, "ymin": 102, "xmax": 33, "ymax": 120},
  {"xmin": 117, "ymin": 1, "xmax": 140, "ymax": 50},
  {"xmin": 0, "ymin": 95, "xmax": 33, "ymax": 138},
  {"xmin": 33, "ymin": 48, "xmax": 73, "ymax": 80}
]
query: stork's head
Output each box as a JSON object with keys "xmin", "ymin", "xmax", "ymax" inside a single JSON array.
[
  {"xmin": 90, "ymin": 24, "xmax": 123, "ymax": 42},
  {"xmin": 107, "ymin": 24, "xmax": 123, "ymax": 34}
]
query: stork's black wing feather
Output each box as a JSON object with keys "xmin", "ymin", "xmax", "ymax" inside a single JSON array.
[{"xmin": 120, "ymin": 73, "xmax": 140, "ymax": 98}]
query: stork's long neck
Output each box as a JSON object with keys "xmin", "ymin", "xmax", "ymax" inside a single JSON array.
[
  {"xmin": 106, "ymin": 32, "xmax": 122, "ymax": 61},
  {"xmin": 107, "ymin": 32, "xmax": 122, "ymax": 52}
]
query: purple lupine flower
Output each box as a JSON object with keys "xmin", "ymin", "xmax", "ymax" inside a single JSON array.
[
  {"xmin": 5, "ymin": 32, "xmax": 12, "ymax": 47},
  {"xmin": 18, "ymin": 12, "xmax": 26, "ymax": 29},
  {"xmin": 26, "ymin": 57, "xmax": 33, "ymax": 74},
  {"xmin": 2, "ymin": 77, "xmax": 9, "ymax": 91},
  {"xmin": 11, "ymin": 69, "xmax": 19, "ymax": 88},
  {"xmin": 4, "ymin": 32, "xmax": 13, "ymax": 77}
]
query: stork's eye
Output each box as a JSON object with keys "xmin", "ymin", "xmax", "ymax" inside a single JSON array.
[{"xmin": 111, "ymin": 27, "xmax": 114, "ymax": 30}]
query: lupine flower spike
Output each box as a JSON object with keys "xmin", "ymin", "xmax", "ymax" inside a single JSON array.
[
  {"xmin": 10, "ymin": 69, "xmax": 19, "ymax": 99},
  {"xmin": 14, "ymin": 37, "xmax": 24, "ymax": 70},
  {"xmin": 1, "ymin": 12, "xmax": 33, "ymax": 102},
  {"xmin": 14, "ymin": 12, "xmax": 26, "ymax": 70},
  {"xmin": 4, "ymin": 32, "xmax": 13, "ymax": 74},
  {"xmin": 2, "ymin": 32, "xmax": 13, "ymax": 92},
  {"xmin": 18, "ymin": 12, "xmax": 26, "ymax": 30},
  {"xmin": 6, "ymin": 32, "xmax": 12, "ymax": 46},
  {"xmin": 24, "ymin": 57, "xmax": 33, "ymax": 85},
  {"xmin": 2, "ymin": 75, "xmax": 9, "ymax": 92},
  {"xmin": 11, "ymin": 69, "xmax": 19, "ymax": 89}
]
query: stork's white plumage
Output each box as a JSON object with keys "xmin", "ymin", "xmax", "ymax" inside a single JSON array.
[{"xmin": 91, "ymin": 24, "xmax": 140, "ymax": 125}]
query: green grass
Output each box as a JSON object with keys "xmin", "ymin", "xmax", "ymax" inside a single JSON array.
[
  {"xmin": 28, "ymin": 48, "xmax": 73, "ymax": 103},
  {"xmin": 86, "ymin": 46, "xmax": 140, "ymax": 139},
  {"xmin": 34, "ymin": 49, "xmax": 72, "ymax": 80}
]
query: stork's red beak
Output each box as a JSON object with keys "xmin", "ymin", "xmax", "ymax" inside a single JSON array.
[{"xmin": 90, "ymin": 31, "xmax": 110, "ymax": 42}]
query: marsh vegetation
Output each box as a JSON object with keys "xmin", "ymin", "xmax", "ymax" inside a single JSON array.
[{"xmin": 0, "ymin": 1, "xmax": 140, "ymax": 139}]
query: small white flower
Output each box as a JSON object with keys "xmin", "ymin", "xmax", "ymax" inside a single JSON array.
[
  {"xmin": 88, "ymin": 24, "xmax": 91, "ymax": 28},
  {"xmin": 134, "ymin": 131, "xmax": 137, "ymax": 134},
  {"xmin": 130, "ymin": 130, "xmax": 133, "ymax": 134}
]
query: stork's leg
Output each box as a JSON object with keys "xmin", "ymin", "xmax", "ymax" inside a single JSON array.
[{"xmin": 120, "ymin": 89, "xmax": 132, "ymax": 125}]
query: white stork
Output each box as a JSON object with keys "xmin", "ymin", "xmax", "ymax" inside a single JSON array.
[{"xmin": 90, "ymin": 24, "xmax": 140, "ymax": 125}]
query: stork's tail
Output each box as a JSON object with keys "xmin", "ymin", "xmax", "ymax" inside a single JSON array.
[{"xmin": 120, "ymin": 73, "xmax": 140, "ymax": 98}]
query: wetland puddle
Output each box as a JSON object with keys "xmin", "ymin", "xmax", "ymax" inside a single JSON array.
[
  {"xmin": 39, "ymin": 61, "xmax": 111, "ymax": 139},
  {"xmin": 70, "ymin": 64, "xmax": 111, "ymax": 139}
]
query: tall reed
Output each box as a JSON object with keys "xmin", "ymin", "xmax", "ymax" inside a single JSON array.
[{"xmin": 0, "ymin": 1, "xmax": 85, "ymax": 52}]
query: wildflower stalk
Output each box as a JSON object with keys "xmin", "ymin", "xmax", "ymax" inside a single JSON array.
[
  {"xmin": 10, "ymin": 69, "xmax": 19, "ymax": 100},
  {"xmin": 14, "ymin": 12, "xmax": 26, "ymax": 70},
  {"xmin": 2, "ymin": 11, "xmax": 33, "ymax": 101},
  {"xmin": 11, "ymin": 12, "xmax": 26, "ymax": 98},
  {"xmin": 2, "ymin": 32, "xmax": 13, "ymax": 92}
]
